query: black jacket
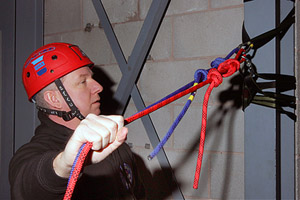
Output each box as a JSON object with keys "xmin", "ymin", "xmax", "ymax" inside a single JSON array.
[{"xmin": 9, "ymin": 111, "xmax": 144, "ymax": 200}]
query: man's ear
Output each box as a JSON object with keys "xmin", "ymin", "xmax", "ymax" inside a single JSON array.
[{"xmin": 43, "ymin": 90, "xmax": 62, "ymax": 109}]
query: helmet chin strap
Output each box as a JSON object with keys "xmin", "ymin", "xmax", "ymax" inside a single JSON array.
[{"xmin": 36, "ymin": 79, "xmax": 85, "ymax": 121}]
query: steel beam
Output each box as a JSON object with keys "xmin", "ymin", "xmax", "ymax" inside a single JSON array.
[
  {"xmin": 277, "ymin": 1, "xmax": 295, "ymax": 198},
  {"xmin": 15, "ymin": 0, "xmax": 43, "ymax": 150},
  {"xmin": 113, "ymin": 0, "xmax": 171, "ymax": 114},
  {"xmin": 0, "ymin": 1, "xmax": 43, "ymax": 199},
  {"xmin": 92, "ymin": 0, "xmax": 184, "ymax": 199},
  {"xmin": 0, "ymin": 2, "xmax": 16, "ymax": 199}
]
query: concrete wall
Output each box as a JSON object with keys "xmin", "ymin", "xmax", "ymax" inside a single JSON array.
[{"xmin": 44, "ymin": 0, "xmax": 243, "ymax": 199}]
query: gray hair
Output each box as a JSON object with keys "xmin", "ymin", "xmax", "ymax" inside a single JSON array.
[
  {"xmin": 34, "ymin": 76, "xmax": 66, "ymax": 108},
  {"xmin": 34, "ymin": 82, "xmax": 58, "ymax": 109}
]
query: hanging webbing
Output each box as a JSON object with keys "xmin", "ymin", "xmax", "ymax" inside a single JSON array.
[
  {"xmin": 241, "ymin": 58, "xmax": 296, "ymax": 120},
  {"xmin": 240, "ymin": 7, "xmax": 296, "ymax": 120},
  {"xmin": 242, "ymin": 7, "xmax": 294, "ymax": 50}
]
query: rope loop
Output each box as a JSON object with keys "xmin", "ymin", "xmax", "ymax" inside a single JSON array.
[
  {"xmin": 194, "ymin": 69, "xmax": 208, "ymax": 83},
  {"xmin": 210, "ymin": 57, "xmax": 226, "ymax": 69},
  {"xmin": 217, "ymin": 59, "xmax": 240, "ymax": 77},
  {"xmin": 207, "ymin": 68, "xmax": 223, "ymax": 87}
]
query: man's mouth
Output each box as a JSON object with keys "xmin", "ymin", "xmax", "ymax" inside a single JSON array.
[{"xmin": 92, "ymin": 99, "xmax": 100, "ymax": 104}]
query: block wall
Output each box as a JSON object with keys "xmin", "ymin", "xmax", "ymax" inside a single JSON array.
[{"xmin": 44, "ymin": 0, "xmax": 245, "ymax": 199}]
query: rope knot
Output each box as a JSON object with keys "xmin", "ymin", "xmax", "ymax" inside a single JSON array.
[
  {"xmin": 210, "ymin": 57, "xmax": 226, "ymax": 69},
  {"xmin": 217, "ymin": 59, "xmax": 240, "ymax": 77},
  {"xmin": 194, "ymin": 69, "xmax": 208, "ymax": 83},
  {"xmin": 207, "ymin": 68, "xmax": 223, "ymax": 87}
]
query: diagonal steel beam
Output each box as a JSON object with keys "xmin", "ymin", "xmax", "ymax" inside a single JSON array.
[
  {"xmin": 95, "ymin": 0, "xmax": 171, "ymax": 115},
  {"xmin": 114, "ymin": 0, "xmax": 171, "ymax": 114},
  {"xmin": 92, "ymin": 0, "xmax": 184, "ymax": 199},
  {"xmin": 92, "ymin": 0, "xmax": 127, "ymax": 76}
]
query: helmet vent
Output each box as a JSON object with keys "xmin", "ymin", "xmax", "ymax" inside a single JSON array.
[
  {"xmin": 52, "ymin": 55, "xmax": 58, "ymax": 60},
  {"xmin": 26, "ymin": 72, "xmax": 30, "ymax": 77}
]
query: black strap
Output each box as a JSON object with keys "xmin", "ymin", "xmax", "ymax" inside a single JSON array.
[
  {"xmin": 242, "ymin": 7, "xmax": 295, "ymax": 50},
  {"xmin": 36, "ymin": 79, "xmax": 85, "ymax": 121},
  {"xmin": 54, "ymin": 79, "xmax": 85, "ymax": 121},
  {"xmin": 240, "ymin": 6, "xmax": 295, "ymax": 120},
  {"xmin": 36, "ymin": 105, "xmax": 79, "ymax": 121},
  {"xmin": 242, "ymin": 61, "xmax": 296, "ymax": 121}
]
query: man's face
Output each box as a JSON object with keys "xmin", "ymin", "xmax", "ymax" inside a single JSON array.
[{"xmin": 62, "ymin": 66, "xmax": 103, "ymax": 116}]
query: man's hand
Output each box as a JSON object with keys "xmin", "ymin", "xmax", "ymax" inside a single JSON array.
[{"xmin": 53, "ymin": 114, "xmax": 128, "ymax": 178}]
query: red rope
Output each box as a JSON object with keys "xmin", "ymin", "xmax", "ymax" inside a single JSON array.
[
  {"xmin": 125, "ymin": 80, "xmax": 211, "ymax": 124},
  {"xmin": 62, "ymin": 79, "xmax": 211, "ymax": 199},
  {"xmin": 62, "ymin": 58, "xmax": 241, "ymax": 198},
  {"xmin": 193, "ymin": 59, "xmax": 240, "ymax": 189},
  {"xmin": 63, "ymin": 142, "xmax": 93, "ymax": 200}
]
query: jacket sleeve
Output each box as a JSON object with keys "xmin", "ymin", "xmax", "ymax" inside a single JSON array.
[{"xmin": 9, "ymin": 146, "xmax": 68, "ymax": 200}]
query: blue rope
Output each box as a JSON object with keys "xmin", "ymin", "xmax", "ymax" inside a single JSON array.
[
  {"xmin": 148, "ymin": 92, "xmax": 195, "ymax": 160},
  {"xmin": 147, "ymin": 47, "xmax": 239, "ymax": 159},
  {"xmin": 129, "ymin": 81, "xmax": 195, "ymax": 118},
  {"xmin": 210, "ymin": 47, "xmax": 239, "ymax": 69},
  {"xmin": 67, "ymin": 143, "xmax": 86, "ymax": 185},
  {"xmin": 211, "ymin": 57, "xmax": 226, "ymax": 69},
  {"xmin": 148, "ymin": 69, "xmax": 208, "ymax": 160},
  {"xmin": 66, "ymin": 48, "xmax": 241, "ymax": 196},
  {"xmin": 225, "ymin": 47, "xmax": 239, "ymax": 59},
  {"xmin": 67, "ymin": 48, "xmax": 240, "ymax": 180}
]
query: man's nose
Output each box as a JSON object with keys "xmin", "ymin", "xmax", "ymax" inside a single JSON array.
[{"xmin": 91, "ymin": 79, "xmax": 103, "ymax": 94}]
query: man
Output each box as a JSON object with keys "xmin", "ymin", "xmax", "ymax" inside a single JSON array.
[{"xmin": 9, "ymin": 42, "xmax": 145, "ymax": 199}]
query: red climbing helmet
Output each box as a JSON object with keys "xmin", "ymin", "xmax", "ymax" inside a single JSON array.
[{"xmin": 22, "ymin": 42, "xmax": 94, "ymax": 101}]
